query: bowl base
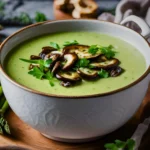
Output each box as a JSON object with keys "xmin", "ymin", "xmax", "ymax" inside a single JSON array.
[{"xmin": 41, "ymin": 133, "xmax": 102, "ymax": 143}]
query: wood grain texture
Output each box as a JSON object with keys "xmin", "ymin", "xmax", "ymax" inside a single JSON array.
[{"xmin": 0, "ymin": 84, "xmax": 150, "ymax": 150}]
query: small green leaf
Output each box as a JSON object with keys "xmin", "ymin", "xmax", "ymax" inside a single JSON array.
[
  {"xmin": 28, "ymin": 67, "xmax": 44, "ymax": 79},
  {"xmin": 44, "ymin": 59, "xmax": 53, "ymax": 68},
  {"xmin": 126, "ymin": 139, "xmax": 136, "ymax": 150},
  {"xmin": 35, "ymin": 11, "xmax": 47, "ymax": 22},
  {"xmin": 20, "ymin": 58, "xmax": 41, "ymax": 64},
  {"xmin": 98, "ymin": 69, "xmax": 109, "ymax": 78},
  {"xmin": 88, "ymin": 45, "xmax": 99, "ymax": 55},
  {"xmin": 49, "ymin": 81, "xmax": 54, "ymax": 87},
  {"xmin": 63, "ymin": 40, "xmax": 79, "ymax": 46},
  {"xmin": 50, "ymin": 42, "xmax": 60, "ymax": 49},
  {"xmin": 104, "ymin": 143, "xmax": 118, "ymax": 150},
  {"xmin": 76, "ymin": 58, "xmax": 90, "ymax": 68},
  {"xmin": 18, "ymin": 12, "xmax": 32, "ymax": 24},
  {"xmin": 100, "ymin": 45, "xmax": 116, "ymax": 59},
  {"xmin": 4, "ymin": 123, "xmax": 11, "ymax": 134},
  {"xmin": 115, "ymin": 140, "xmax": 126, "ymax": 148}
]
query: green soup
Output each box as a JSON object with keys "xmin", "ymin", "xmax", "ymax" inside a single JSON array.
[{"xmin": 5, "ymin": 32, "xmax": 146, "ymax": 96}]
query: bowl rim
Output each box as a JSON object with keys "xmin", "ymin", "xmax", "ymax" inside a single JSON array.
[{"xmin": 0, "ymin": 19, "xmax": 150, "ymax": 99}]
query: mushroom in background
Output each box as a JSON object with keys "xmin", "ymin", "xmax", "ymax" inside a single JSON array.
[{"xmin": 55, "ymin": 0, "xmax": 98, "ymax": 19}]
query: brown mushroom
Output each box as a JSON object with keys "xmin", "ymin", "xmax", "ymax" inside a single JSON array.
[
  {"xmin": 55, "ymin": 0, "xmax": 75, "ymax": 13},
  {"xmin": 39, "ymin": 46, "xmax": 57, "ymax": 59},
  {"xmin": 110, "ymin": 66, "xmax": 123, "ymax": 77},
  {"xmin": 56, "ymin": 71, "xmax": 82, "ymax": 82},
  {"xmin": 90, "ymin": 58, "xmax": 119, "ymax": 69},
  {"xmin": 63, "ymin": 45, "xmax": 101, "ymax": 59},
  {"xmin": 30, "ymin": 55, "xmax": 41, "ymax": 60},
  {"xmin": 77, "ymin": 68, "xmax": 98, "ymax": 80},
  {"xmin": 52, "ymin": 61, "xmax": 61, "ymax": 74},
  {"xmin": 72, "ymin": 0, "xmax": 98, "ymax": 19},
  {"xmin": 62, "ymin": 53, "xmax": 78, "ymax": 70},
  {"xmin": 29, "ymin": 64, "xmax": 40, "ymax": 70}
]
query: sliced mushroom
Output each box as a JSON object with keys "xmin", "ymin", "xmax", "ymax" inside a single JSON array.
[
  {"xmin": 62, "ymin": 53, "xmax": 78, "ymax": 70},
  {"xmin": 55, "ymin": 0, "xmax": 75, "ymax": 13},
  {"xmin": 77, "ymin": 68, "xmax": 98, "ymax": 80},
  {"xmin": 29, "ymin": 64, "xmax": 40, "ymax": 70},
  {"xmin": 30, "ymin": 55, "xmax": 41, "ymax": 60},
  {"xmin": 60, "ymin": 81, "xmax": 72, "ymax": 87},
  {"xmin": 52, "ymin": 61, "xmax": 61, "ymax": 74},
  {"xmin": 39, "ymin": 46, "xmax": 57, "ymax": 59},
  {"xmin": 72, "ymin": 0, "xmax": 98, "ymax": 18},
  {"xmin": 110, "ymin": 66, "xmax": 123, "ymax": 77},
  {"xmin": 63, "ymin": 45, "xmax": 101, "ymax": 59},
  {"xmin": 56, "ymin": 71, "xmax": 82, "ymax": 82},
  {"xmin": 95, "ymin": 55, "xmax": 108, "ymax": 62},
  {"xmin": 90, "ymin": 58, "xmax": 119, "ymax": 69}
]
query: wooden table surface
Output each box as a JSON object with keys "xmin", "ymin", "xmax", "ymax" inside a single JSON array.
[{"xmin": 0, "ymin": 84, "xmax": 150, "ymax": 150}]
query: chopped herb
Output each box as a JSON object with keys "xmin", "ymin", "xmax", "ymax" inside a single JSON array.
[
  {"xmin": 63, "ymin": 40, "xmax": 79, "ymax": 46},
  {"xmin": 100, "ymin": 45, "xmax": 116, "ymax": 59},
  {"xmin": 104, "ymin": 139, "xmax": 135, "ymax": 150},
  {"xmin": 75, "ymin": 58, "xmax": 90, "ymax": 68},
  {"xmin": 18, "ymin": 12, "xmax": 32, "ymax": 24},
  {"xmin": 88, "ymin": 45, "xmax": 99, "ymax": 55},
  {"xmin": 98, "ymin": 69, "xmax": 109, "ymax": 78},
  {"xmin": 50, "ymin": 42, "xmax": 60, "ymax": 50},
  {"xmin": 28, "ymin": 67, "xmax": 44, "ymax": 79},
  {"xmin": 44, "ymin": 71, "xmax": 55, "ymax": 87},
  {"xmin": 35, "ymin": 11, "xmax": 47, "ymax": 22},
  {"xmin": 44, "ymin": 59, "xmax": 53, "ymax": 68}
]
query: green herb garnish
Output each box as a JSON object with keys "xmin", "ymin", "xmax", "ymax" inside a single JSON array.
[
  {"xmin": 28, "ymin": 67, "xmax": 44, "ymax": 79},
  {"xmin": 50, "ymin": 42, "xmax": 60, "ymax": 50},
  {"xmin": 63, "ymin": 40, "xmax": 79, "ymax": 46},
  {"xmin": 35, "ymin": 11, "xmax": 47, "ymax": 22},
  {"xmin": 88, "ymin": 45, "xmax": 117, "ymax": 59},
  {"xmin": 75, "ymin": 58, "xmax": 90, "ymax": 68},
  {"xmin": 104, "ymin": 139, "xmax": 135, "ymax": 150},
  {"xmin": 88, "ymin": 45, "xmax": 99, "ymax": 55},
  {"xmin": 18, "ymin": 12, "xmax": 32, "ymax": 24},
  {"xmin": 98, "ymin": 69, "xmax": 109, "ymax": 78},
  {"xmin": 100, "ymin": 45, "xmax": 116, "ymax": 59}
]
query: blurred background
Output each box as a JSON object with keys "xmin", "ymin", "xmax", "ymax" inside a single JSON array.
[{"xmin": 0, "ymin": 0, "xmax": 150, "ymax": 42}]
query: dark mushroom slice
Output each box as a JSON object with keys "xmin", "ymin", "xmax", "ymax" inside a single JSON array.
[
  {"xmin": 52, "ymin": 61, "xmax": 61, "ymax": 74},
  {"xmin": 90, "ymin": 58, "xmax": 119, "ymax": 69},
  {"xmin": 39, "ymin": 46, "xmax": 57, "ymax": 59},
  {"xmin": 62, "ymin": 53, "xmax": 78, "ymax": 70},
  {"xmin": 95, "ymin": 55, "xmax": 108, "ymax": 62},
  {"xmin": 60, "ymin": 81, "xmax": 72, "ymax": 87},
  {"xmin": 29, "ymin": 64, "xmax": 40, "ymax": 70},
  {"xmin": 110, "ymin": 66, "xmax": 123, "ymax": 77},
  {"xmin": 77, "ymin": 68, "xmax": 98, "ymax": 80},
  {"xmin": 63, "ymin": 45, "xmax": 101, "ymax": 59},
  {"xmin": 30, "ymin": 55, "xmax": 41, "ymax": 60},
  {"xmin": 56, "ymin": 71, "xmax": 82, "ymax": 82}
]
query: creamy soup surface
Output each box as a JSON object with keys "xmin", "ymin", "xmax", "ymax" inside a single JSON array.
[{"xmin": 5, "ymin": 32, "xmax": 146, "ymax": 96}]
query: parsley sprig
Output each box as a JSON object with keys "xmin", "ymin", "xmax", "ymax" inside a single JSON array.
[
  {"xmin": 88, "ymin": 45, "xmax": 117, "ymax": 59},
  {"xmin": 75, "ymin": 58, "xmax": 90, "ymax": 68},
  {"xmin": 104, "ymin": 139, "xmax": 135, "ymax": 150},
  {"xmin": 63, "ymin": 40, "xmax": 79, "ymax": 46},
  {"xmin": 20, "ymin": 58, "xmax": 55, "ymax": 86},
  {"xmin": 98, "ymin": 69, "xmax": 109, "ymax": 78},
  {"xmin": 50, "ymin": 42, "xmax": 60, "ymax": 50}
]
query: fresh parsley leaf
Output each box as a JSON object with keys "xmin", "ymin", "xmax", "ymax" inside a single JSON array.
[
  {"xmin": 49, "ymin": 81, "xmax": 54, "ymax": 87},
  {"xmin": 104, "ymin": 143, "xmax": 118, "ymax": 150},
  {"xmin": 88, "ymin": 45, "xmax": 99, "ymax": 55},
  {"xmin": 76, "ymin": 58, "xmax": 90, "ymax": 68},
  {"xmin": 126, "ymin": 139, "xmax": 136, "ymax": 150},
  {"xmin": 28, "ymin": 67, "xmax": 44, "ymax": 79},
  {"xmin": 19, "ymin": 12, "xmax": 32, "ymax": 24},
  {"xmin": 100, "ymin": 45, "xmax": 116, "ymax": 59},
  {"xmin": 44, "ymin": 59, "xmax": 53, "ymax": 68},
  {"xmin": 115, "ymin": 140, "xmax": 126, "ymax": 148},
  {"xmin": 98, "ymin": 69, "xmax": 109, "ymax": 78},
  {"xmin": 63, "ymin": 40, "xmax": 79, "ymax": 46},
  {"xmin": 50, "ymin": 42, "xmax": 60, "ymax": 49},
  {"xmin": 44, "ymin": 71, "xmax": 55, "ymax": 86},
  {"xmin": 20, "ymin": 58, "xmax": 41, "ymax": 64},
  {"xmin": 35, "ymin": 11, "xmax": 47, "ymax": 22}
]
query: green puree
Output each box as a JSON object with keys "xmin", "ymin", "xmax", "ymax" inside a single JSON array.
[{"xmin": 5, "ymin": 32, "xmax": 146, "ymax": 96}]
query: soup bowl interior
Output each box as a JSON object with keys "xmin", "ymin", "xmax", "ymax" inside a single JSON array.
[{"xmin": 0, "ymin": 20, "xmax": 150, "ymax": 142}]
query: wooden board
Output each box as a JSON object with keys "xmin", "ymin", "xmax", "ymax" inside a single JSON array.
[{"xmin": 0, "ymin": 85, "xmax": 150, "ymax": 150}]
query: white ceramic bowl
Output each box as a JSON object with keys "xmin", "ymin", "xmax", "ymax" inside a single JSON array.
[{"xmin": 0, "ymin": 16, "xmax": 150, "ymax": 143}]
